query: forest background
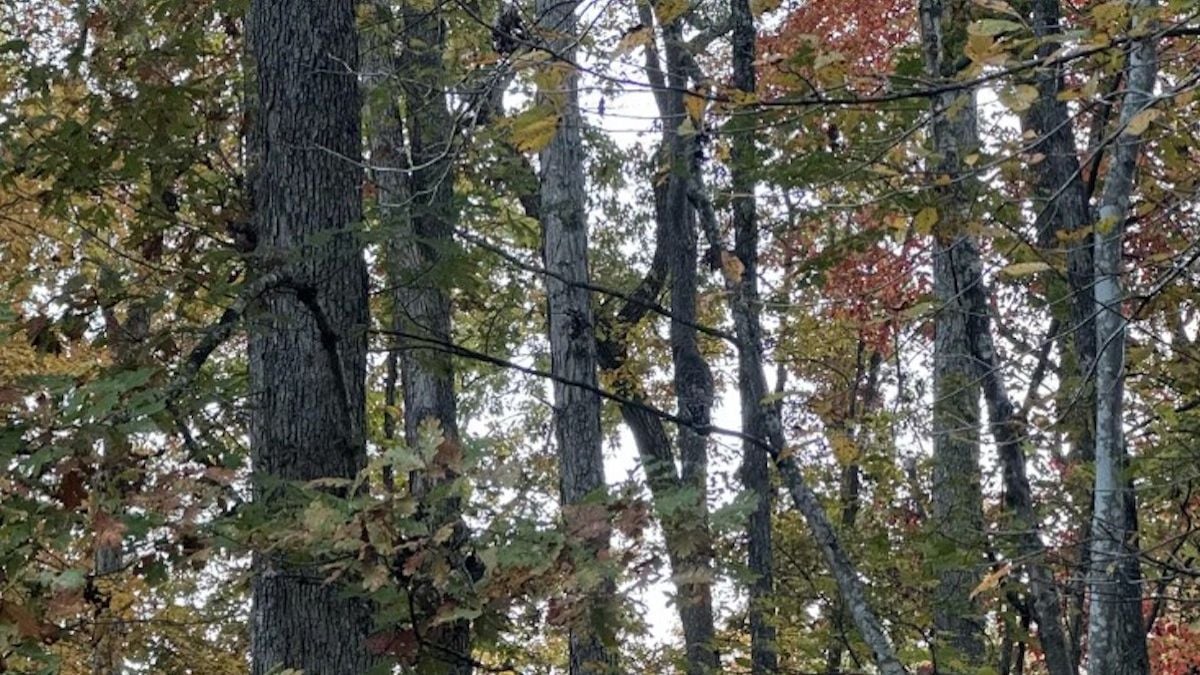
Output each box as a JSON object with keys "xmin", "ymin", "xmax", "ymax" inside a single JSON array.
[{"xmin": 2, "ymin": 0, "xmax": 1200, "ymax": 673}]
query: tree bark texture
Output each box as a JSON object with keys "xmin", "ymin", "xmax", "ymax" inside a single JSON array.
[
  {"xmin": 618, "ymin": 6, "xmax": 719, "ymax": 673},
  {"xmin": 1087, "ymin": 2, "xmax": 1157, "ymax": 673},
  {"xmin": 535, "ymin": 0, "xmax": 619, "ymax": 671},
  {"xmin": 383, "ymin": 2, "xmax": 474, "ymax": 669},
  {"xmin": 246, "ymin": 0, "xmax": 376, "ymax": 672},
  {"xmin": 1020, "ymin": 1, "xmax": 1097, "ymax": 655},
  {"xmin": 960, "ymin": 260, "xmax": 1074, "ymax": 675},
  {"xmin": 727, "ymin": 0, "xmax": 778, "ymax": 671},
  {"xmin": 919, "ymin": 0, "xmax": 989, "ymax": 667}
]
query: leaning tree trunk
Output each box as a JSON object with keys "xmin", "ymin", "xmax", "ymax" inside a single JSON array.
[
  {"xmin": 534, "ymin": 0, "xmax": 619, "ymax": 671},
  {"xmin": 918, "ymin": 0, "xmax": 988, "ymax": 667},
  {"xmin": 246, "ymin": 0, "xmax": 376, "ymax": 673},
  {"xmin": 727, "ymin": 0, "xmax": 777, "ymax": 670},
  {"xmin": 1087, "ymin": 2, "xmax": 1157, "ymax": 674}
]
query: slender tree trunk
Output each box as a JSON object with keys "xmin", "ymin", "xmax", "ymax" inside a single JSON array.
[
  {"xmin": 918, "ymin": 0, "xmax": 989, "ymax": 667},
  {"xmin": 692, "ymin": 190, "xmax": 906, "ymax": 675},
  {"xmin": 1019, "ymin": 1, "xmax": 1097, "ymax": 660},
  {"xmin": 93, "ymin": 262, "xmax": 155, "ymax": 674},
  {"xmin": 962, "ymin": 269, "xmax": 1074, "ymax": 675},
  {"xmin": 534, "ymin": 0, "xmax": 619, "ymax": 671},
  {"xmin": 246, "ymin": 1, "xmax": 376, "ymax": 672},
  {"xmin": 1087, "ymin": 3, "xmax": 1157, "ymax": 673},
  {"xmin": 622, "ymin": 5, "xmax": 719, "ymax": 671},
  {"xmin": 726, "ymin": 1, "xmax": 777, "ymax": 670},
  {"xmin": 365, "ymin": 2, "xmax": 473, "ymax": 669}
]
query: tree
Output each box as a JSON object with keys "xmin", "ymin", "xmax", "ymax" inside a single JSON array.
[
  {"xmin": 918, "ymin": 0, "xmax": 989, "ymax": 666},
  {"xmin": 245, "ymin": 0, "xmax": 376, "ymax": 672},
  {"xmin": 1087, "ymin": 1, "xmax": 1158, "ymax": 673},
  {"xmin": 535, "ymin": 0, "xmax": 619, "ymax": 670}
]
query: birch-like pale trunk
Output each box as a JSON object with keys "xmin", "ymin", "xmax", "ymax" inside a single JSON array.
[
  {"xmin": 535, "ymin": 0, "xmax": 619, "ymax": 671},
  {"xmin": 246, "ymin": 0, "xmax": 376, "ymax": 672},
  {"xmin": 1087, "ymin": 3, "xmax": 1157, "ymax": 673}
]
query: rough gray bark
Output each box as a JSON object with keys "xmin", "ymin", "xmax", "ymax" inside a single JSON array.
[
  {"xmin": 918, "ymin": 0, "xmax": 989, "ymax": 667},
  {"xmin": 365, "ymin": 2, "xmax": 473, "ymax": 670},
  {"xmin": 1019, "ymin": 1, "xmax": 1097, "ymax": 657},
  {"xmin": 613, "ymin": 5, "xmax": 718, "ymax": 672},
  {"xmin": 1087, "ymin": 3, "xmax": 1157, "ymax": 673},
  {"xmin": 246, "ymin": 0, "xmax": 376, "ymax": 672},
  {"xmin": 534, "ymin": 0, "xmax": 619, "ymax": 671},
  {"xmin": 958, "ymin": 259, "xmax": 1074, "ymax": 675},
  {"xmin": 726, "ymin": 0, "xmax": 777, "ymax": 670}
]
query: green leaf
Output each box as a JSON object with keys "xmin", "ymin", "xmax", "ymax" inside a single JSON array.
[
  {"xmin": 969, "ymin": 19, "xmax": 1023, "ymax": 36},
  {"xmin": 1000, "ymin": 261, "xmax": 1053, "ymax": 277}
]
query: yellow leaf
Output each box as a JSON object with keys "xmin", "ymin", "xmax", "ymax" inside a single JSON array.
[
  {"xmin": 684, "ymin": 91, "xmax": 708, "ymax": 125},
  {"xmin": 831, "ymin": 433, "xmax": 860, "ymax": 466},
  {"xmin": 1124, "ymin": 107, "xmax": 1159, "ymax": 136},
  {"xmin": 1001, "ymin": 261, "xmax": 1053, "ymax": 277},
  {"xmin": 509, "ymin": 106, "xmax": 560, "ymax": 153},
  {"xmin": 914, "ymin": 207, "xmax": 939, "ymax": 235},
  {"xmin": 720, "ymin": 250, "xmax": 745, "ymax": 282},
  {"xmin": 970, "ymin": 562, "xmax": 1011, "ymax": 600},
  {"xmin": 1002, "ymin": 84, "xmax": 1040, "ymax": 112},
  {"xmin": 614, "ymin": 26, "xmax": 652, "ymax": 57},
  {"xmin": 656, "ymin": 0, "xmax": 689, "ymax": 25}
]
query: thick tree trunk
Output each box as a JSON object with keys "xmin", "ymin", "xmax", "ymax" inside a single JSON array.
[
  {"xmin": 918, "ymin": 0, "xmax": 989, "ymax": 667},
  {"xmin": 246, "ymin": 1, "xmax": 376, "ymax": 673},
  {"xmin": 726, "ymin": 1, "xmax": 777, "ymax": 671},
  {"xmin": 535, "ymin": 0, "xmax": 619, "ymax": 671},
  {"xmin": 1087, "ymin": 3, "xmax": 1157, "ymax": 674}
]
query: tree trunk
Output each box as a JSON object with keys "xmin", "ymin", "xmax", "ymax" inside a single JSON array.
[
  {"xmin": 1019, "ymin": 1, "xmax": 1097, "ymax": 659},
  {"xmin": 918, "ymin": 0, "xmax": 988, "ymax": 667},
  {"xmin": 246, "ymin": 1, "xmax": 376, "ymax": 672},
  {"xmin": 620, "ymin": 5, "xmax": 719, "ymax": 672},
  {"xmin": 1087, "ymin": 3, "xmax": 1157, "ymax": 673},
  {"xmin": 535, "ymin": 0, "xmax": 619, "ymax": 671},
  {"xmin": 692, "ymin": 185, "xmax": 906, "ymax": 675},
  {"xmin": 962, "ymin": 267, "xmax": 1074, "ymax": 675},
  {"xmin": 726, "ymin": 1, "xmax": 777, "ymax": 671},
  {"xmin": 365, "ymin": 2, "xmax": 474, "ymax": 669}
]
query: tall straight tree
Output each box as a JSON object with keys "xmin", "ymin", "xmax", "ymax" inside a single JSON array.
[
  {"xmin": 726, "ymin": 0, "xmax": 776, "ymax": 670},
  {"xmin": 245, "ymin": 0, "xmax": 376, "ymax": 673},
  {"xmin": 1020, "ymin": 0, "xmax": 1098, "ymax": 659},
  {"xmin": 917, "ymin": 0, "xmax": 988, "ymax": 667},
  {"xmin": 534, "ymin": 0, "xmax": 619, "ymax": 672},
  {"xmin": 1087, "ymin": 2, "xmax": 1157, "ymax": 673},
  {"xmin": 615, "ymin": 3, "xmax": 718, "ymax": 671},
  {"xmin": 386, "ymin": 0, "xmax": 475, "ymax": 669}
]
